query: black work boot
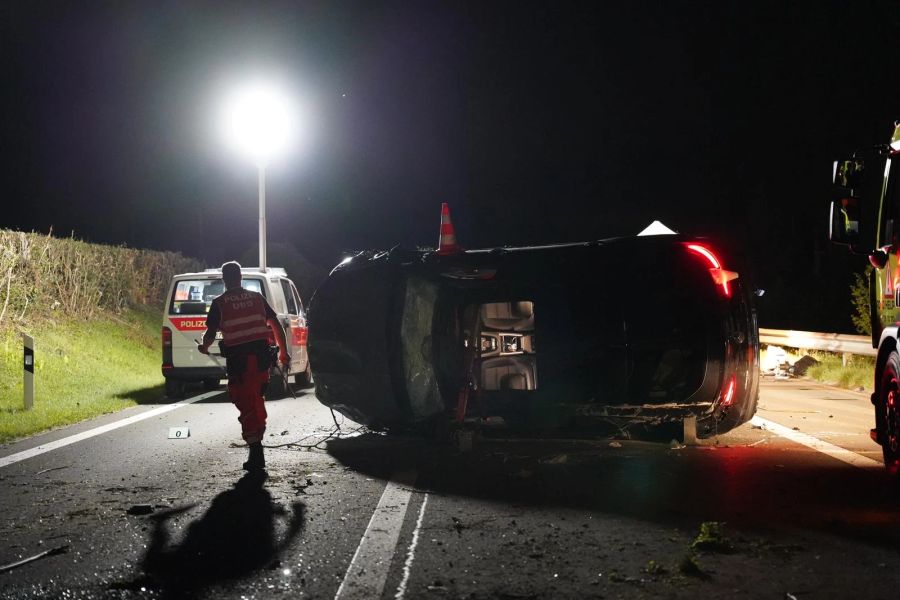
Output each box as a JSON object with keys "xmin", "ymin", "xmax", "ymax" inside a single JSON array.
[{"xmin": 243, "ymin": 442, "xmax": 265, "ymax": 471}]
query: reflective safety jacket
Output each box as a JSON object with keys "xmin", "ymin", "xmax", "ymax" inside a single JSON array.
[{"xmin": 213, "ymin": 288, "xmax": 271, "ymax": 347}]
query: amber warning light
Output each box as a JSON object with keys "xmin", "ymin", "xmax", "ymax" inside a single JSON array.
[{"xmin": 684, "ymin": 243, "xmax": 738, "ymax": 298}]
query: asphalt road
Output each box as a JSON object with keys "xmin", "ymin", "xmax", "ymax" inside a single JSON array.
[{"xmin": 1, "ymin": 376, "xmax": 899, "ymax": 599}]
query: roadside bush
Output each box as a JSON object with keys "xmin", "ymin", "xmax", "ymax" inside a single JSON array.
[{"xmin": 0, "ymin": 229, "xmax": 202, "ymax": 327}]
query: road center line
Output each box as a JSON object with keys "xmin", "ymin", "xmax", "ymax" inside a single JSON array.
[
  {"xmin": 750, "ymin": 416, "xmax": 883, "ymax": 469},
  {"xmin": 0, "ymin": 390, "xmax": 221, "ymax": 470},
  {"xmin": 335, "ymin": 470, "xmax": 418, "ymax": 600},
  {"xmin": 395, "ymin": 493, "xmax": 429, "ymax": 600}
]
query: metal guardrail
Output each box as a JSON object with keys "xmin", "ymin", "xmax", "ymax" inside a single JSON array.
[{"xmin": 759, "ymin": 328, "xmax": 877, "ymax": 357}]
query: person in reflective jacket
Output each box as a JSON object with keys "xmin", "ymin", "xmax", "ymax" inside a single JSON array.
[{"xmin": 198, "ymin": 261, "xmax": 289, "ymax": 472}]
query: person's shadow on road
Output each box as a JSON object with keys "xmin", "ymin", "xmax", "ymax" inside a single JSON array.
[{"xmin": 127, "ymin": 471, "xmax": 304, "ymax": 599}]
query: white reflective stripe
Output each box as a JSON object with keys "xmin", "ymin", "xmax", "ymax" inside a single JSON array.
[
  {"xmin": 224, "ymin": 326, "xmax": 271, "ymax": 343},
  {"xmin": 228, "ymin": 314, "xmax": 266, "ymax": 326},
  {"xmin": 440, "ymin": 234, "xmax": 455, "ymax": 242}
]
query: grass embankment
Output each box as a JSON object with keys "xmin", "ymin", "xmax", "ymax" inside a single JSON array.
[
  {"xmin": 0, "ymin": 306, "xmax": 163, "ymax": 444},
  {"xmin": 765, "ymin": 345, "xmax": 874, "ymax": 391},
  {"xmin": 806, "ymin": 353, "xmax": 874, "ymax": 392},
  {"xmin": 0, "ymin": 228, "xmax": 202, "ymax": 444}
]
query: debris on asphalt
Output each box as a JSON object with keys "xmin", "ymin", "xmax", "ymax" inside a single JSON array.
[
  {"xmin": 0, "ymin": 544, "xmax": 69, "ymax": 574},
  {"xmin": 608, "ymin": 441, "xmax": 623, "ymax": 448},
  {"xmin": 35, "ymin": 465, "xmax": 69, "ymax": 476},
  {"xmin": 126, "ymin": 504, "xmax": 154, "ymax": 516},
  {"xmin": 452, "ymin": 516, "xmax": 464, "ymax": 535},
  {"xmin": 644, "ymin": 560, "xmax": 667, "ymax": 576},
  {"xmin": 792, "ymin": 426, "xmax": 800, "ymax": 431},
  {"xmin": 540, "ymin": 454, "xmax": 568, "ymax": 465},
  {"xmin": 669, "ymin": 439, "xmax": 686, "ymax": 450},
  {"xmin": 691, "ymin": 521, "xmax": 733, "ymax": 553},
  {"xmin": 678, "ymin": 554, "xmax": 711, "ymax": 580}
]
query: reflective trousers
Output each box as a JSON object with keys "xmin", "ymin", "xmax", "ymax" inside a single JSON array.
[{"xmin": 227, "ymin": 354, "xmax": 270, "ymax": 444}]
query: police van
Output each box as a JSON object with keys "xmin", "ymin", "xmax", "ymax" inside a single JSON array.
[{"xmin": 162, "ymin": 267, "xmax": 311, "ymax": 398}]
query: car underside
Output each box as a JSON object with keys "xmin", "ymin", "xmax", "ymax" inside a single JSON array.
[{"xmin": 308, "ymin": 234, "xmax": 759, "ymax": 438}]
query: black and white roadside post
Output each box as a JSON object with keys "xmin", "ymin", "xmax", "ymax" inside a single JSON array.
[{"xmin": 23, "ymin": 333, "xmax": 34, "ymax": 410}]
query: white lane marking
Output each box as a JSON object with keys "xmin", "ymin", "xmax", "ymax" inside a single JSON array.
[
  {"xmin": 395, "ymin": 493, "xmax": 429, "ymax": 600},
  {"xmin": 751, "ymin": 416, "xmax": 882, "ymax": 469},
  {"xmin": 335, "ymin": 470, "xmax": 418, "ymax": 600},
  {"xmin": 0, "ymin": 390, "xmax": 220, "ymax": 470}
]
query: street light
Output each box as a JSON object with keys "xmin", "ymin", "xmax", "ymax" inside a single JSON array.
[{"xmin": 220, "ymin": 80, "xmax": 299, "ymax": 271}]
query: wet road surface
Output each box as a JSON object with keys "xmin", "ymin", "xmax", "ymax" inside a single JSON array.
[{"xmin": 1, "ymin": 377, "xmax": 898, "ymax": 599}]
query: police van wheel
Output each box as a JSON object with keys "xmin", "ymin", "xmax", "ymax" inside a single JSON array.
[
  {"xmin": 267, "ymin": 372, "xmax": 288, "ymax": 399},
  {"xmin": 203, "ymin": 378, "xmax": 221, "ymax": 391},
  {"xmin": 295, "ymin": 364, "xmax": 313, "ymax": 388},
  {"xmin": 165, "ymin": 378, "xmax": 185, "ymax": 399}
]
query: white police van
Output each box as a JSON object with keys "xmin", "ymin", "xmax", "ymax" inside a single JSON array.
[{"xmin": 161, "ymin": 267, "xmax": 311, "ymax": 398}]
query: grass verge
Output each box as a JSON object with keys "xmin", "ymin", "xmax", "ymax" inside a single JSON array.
[
  {"xmin": 805, "ymin": 352, "xmax": 874, "ymax": 392},
  {"xmin": 0, "ymin": 306, "xmax": 163, "ymax": 444}
]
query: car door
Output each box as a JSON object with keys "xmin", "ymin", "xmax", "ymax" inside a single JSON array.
[{"xmin": 279, "ymin": 278, "xmax": 306, "ymax": 374}]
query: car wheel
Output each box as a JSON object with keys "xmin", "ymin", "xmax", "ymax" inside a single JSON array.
[
  {"xmin": 878, "ymin": 351, "xmax": 900, "ymax": 472},
  {"xmin": 203, "ymin": 378, "xmax": 221, "ymax": 391},
  {"xmin": 295, "ymin": 363, "xmax": 314, "ymax": 388},
  {"xmin": 165, "ymin": 378, "xmax": 185, "ymax": 399}
]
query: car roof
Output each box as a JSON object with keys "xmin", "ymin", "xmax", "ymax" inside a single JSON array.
[{"xmin": 172, "ymin": 267, "xmax": 289, "ymax": 280}]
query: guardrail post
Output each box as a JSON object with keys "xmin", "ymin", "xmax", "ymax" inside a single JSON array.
[
  {"xmin": 23, "ymin": 333, "xmax": 34, "ymax": 410},
  {"xmin": 842, "ymin": 352, "xmax": 852, "ymax": 367}
]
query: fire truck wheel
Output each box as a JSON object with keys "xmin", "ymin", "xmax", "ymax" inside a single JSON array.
[
  {"xmin": 164, "ymin": 378, "xmax": 185, "ymax": 399},
  {"xmin": 878, "ymin": 351, "xmax": 900, "ymax": 473}
]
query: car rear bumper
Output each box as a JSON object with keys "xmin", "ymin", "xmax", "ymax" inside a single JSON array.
[{"xmin": 162, "ymin": 366, "xmax": 226, "ymax": 381}]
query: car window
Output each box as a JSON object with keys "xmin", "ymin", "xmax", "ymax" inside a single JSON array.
[
  {"xmin": 290, "ymin": 282, "xmax": 305, "ymax": 317},
  {"xmin": 281, "ymin": 279, "xmax": 298, "ymax": 315},
  {"xmin": 169, "ymin": 278, "xmax": 264, "ymax": 315}
]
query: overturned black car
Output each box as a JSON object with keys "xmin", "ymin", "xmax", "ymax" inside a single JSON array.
[{"xmin": 308, "ymin": 216, "xmax": 759, "ymax": 439}]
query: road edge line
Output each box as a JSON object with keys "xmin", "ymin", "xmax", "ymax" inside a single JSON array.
[
  {"xmin": 751, "ymin": 415, "xmax": 883, "ymax": 469},
  {"xmin": 0, "ymin": 390, "xmax": 220, "ymax": 470}
]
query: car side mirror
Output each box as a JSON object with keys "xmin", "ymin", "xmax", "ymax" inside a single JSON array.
[{"xmin": 829, "ymin": 198, "xmax": 861, "ymax": 247}]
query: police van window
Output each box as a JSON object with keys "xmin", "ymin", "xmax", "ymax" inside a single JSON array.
[
  {"xmin": 281, "ymin": 280, "xmax": 298, "ymax": 315},
  {"xmin": 169, "ymin": 278, "xmax": 265, "ymax": 315}
]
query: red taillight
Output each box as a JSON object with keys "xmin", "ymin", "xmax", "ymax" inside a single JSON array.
[
  {"xmin": 720, "ymin": 375, "xmax": 736, "ymax": 407},
  {"xmin": 162, "ymin": 326, "xmax": 172, "ymax": 347},
  {"xmin": 291, "ymin": 326, "xmax": 308, "ymax": 347},
  {"xmin": 684, "ymin": 243, "xmax": 737, "ymax": 298}
]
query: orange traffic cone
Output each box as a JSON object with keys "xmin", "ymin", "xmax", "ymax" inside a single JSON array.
[{"xmin": 437, "ymin": 202, "xmax": 462, "ymax": 254}]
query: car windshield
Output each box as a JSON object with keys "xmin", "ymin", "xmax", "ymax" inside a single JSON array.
[{"xmin": 169, "ymin": 278, "xmax": 264, "ymax": 315}]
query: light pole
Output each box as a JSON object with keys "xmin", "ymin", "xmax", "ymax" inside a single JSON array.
[{"xmin": 220, "ymin": 81, "xmax": 298, "ymax": 271}]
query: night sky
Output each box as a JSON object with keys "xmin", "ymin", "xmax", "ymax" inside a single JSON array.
[{"xmin": 3, "ymin": 1, "xmax": 899, "ymax": 330}]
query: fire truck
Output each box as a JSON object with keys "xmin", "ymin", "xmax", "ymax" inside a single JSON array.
[{"xmin": 829, "ymin": 121, "xmax": 900, "ymax": 472}]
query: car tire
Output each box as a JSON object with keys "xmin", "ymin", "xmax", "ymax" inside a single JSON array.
[
  {"xmin": 165, "ymin": 378, "xmax": 185, "ymax": 399},
  {"xmin": 878, "ymin": 351, "xmax": 900, "ymax": 473},
  {"xmin": 203, "ymin": 378, "xmax": 221, "ymax": 391},
  {"xmin": 295, "ymin": 363, "xmax": 314, "ymax": 388}
]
